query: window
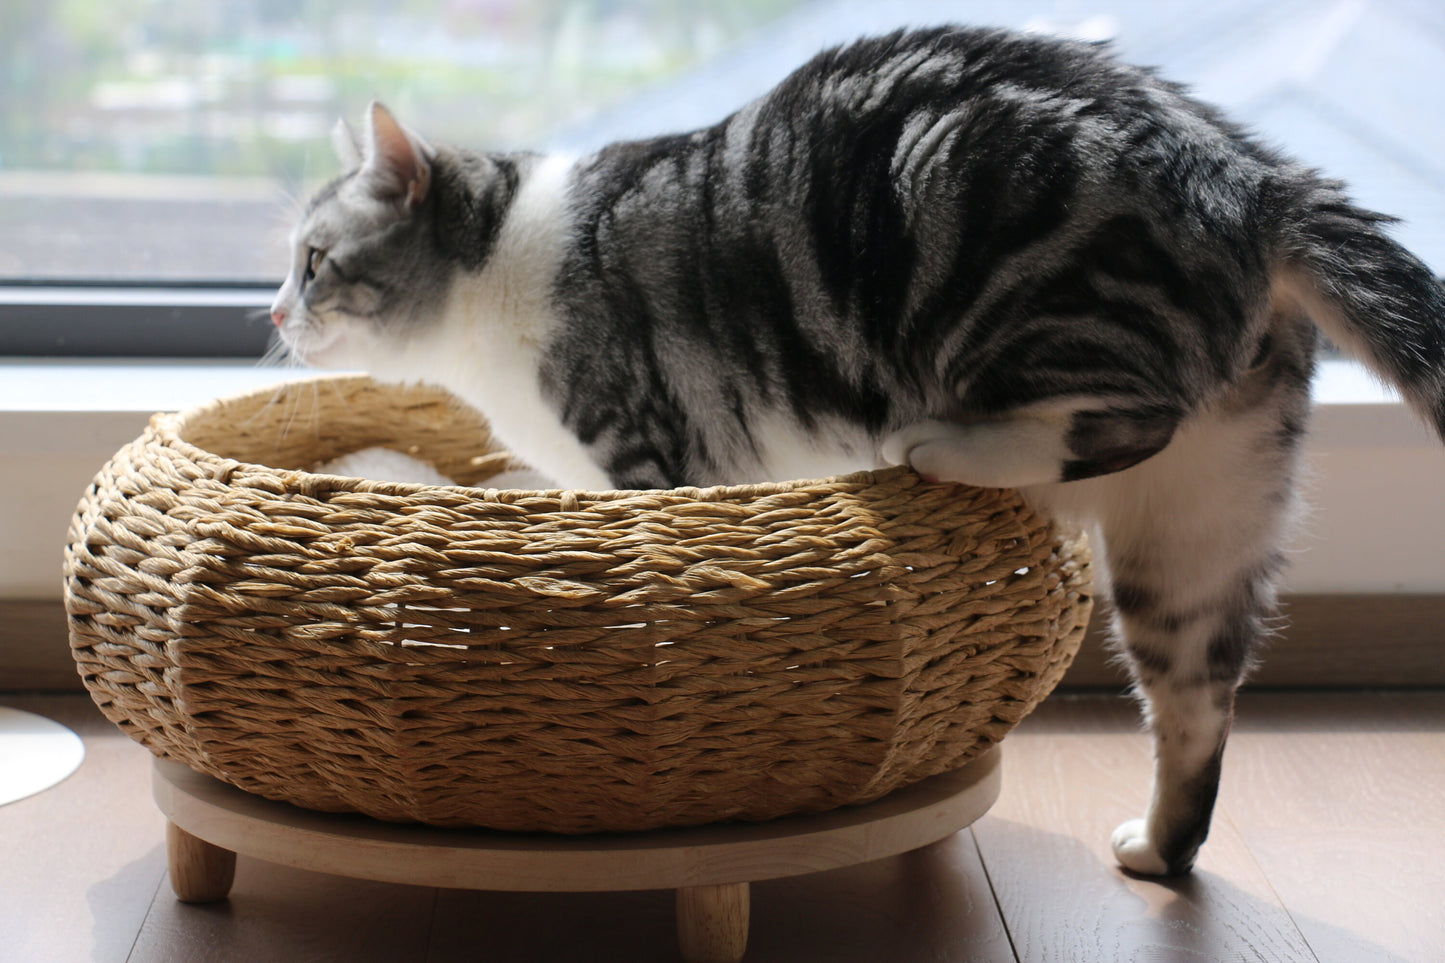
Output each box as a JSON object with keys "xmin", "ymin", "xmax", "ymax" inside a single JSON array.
[
  {"xmin": 4, "ymin": 2, "xmax": 1440, "ymax": 301},
  {"xmin": 0, "ymin": 1, "xmax": 809, "ymax": 356}
]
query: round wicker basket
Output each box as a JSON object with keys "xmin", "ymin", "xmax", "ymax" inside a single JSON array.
[{"xmin": 64, "ymin": 375, "xmax": 1092, "ymax": 833}]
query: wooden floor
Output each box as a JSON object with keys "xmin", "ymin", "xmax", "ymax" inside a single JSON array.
[{"xmin": 3, "ymin": 691, "xmax": 1442, "ymax": 963}]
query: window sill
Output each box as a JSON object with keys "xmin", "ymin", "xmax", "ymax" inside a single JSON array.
[
  {"xmin": 0, "ymin": 357, "xmax": 315, "ymax": 415},
  {"xmin": 0, "ymin": 355, "xmax": 1423, "ymax": 438},
  {"xmin": 1, "ymin": 358, "xmax": 1442, "ymax": 597}
]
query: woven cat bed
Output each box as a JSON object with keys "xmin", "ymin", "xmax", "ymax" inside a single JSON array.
[{"xmin": 64, "ymin": 375, "xmax": 1092, "ymax": 833}]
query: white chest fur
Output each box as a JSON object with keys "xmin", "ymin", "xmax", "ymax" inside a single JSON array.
[{"xmin": 414, "ymin": 155, "xmax": 611, "ymax": 491}]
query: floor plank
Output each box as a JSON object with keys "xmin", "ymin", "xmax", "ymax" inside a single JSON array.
[
  {"xmin": 128, "ymin": 861, "xmax": 436, "ymax": 963},
  {"xmin": 0, "ymin": 695, "xmax": 167, "ymax": 963},
  {"xmin": 739, "ymin": 832, "xmax": 1015, "ymax": 963},
  {"xmin": 1242, "ymin": 832, "xmax": 1445, "ymax": 963},
  {"xmin": 1225, "ymin": 692, "xmax": 1445, "ymax": 963},
  {"xmin": 427, "ymin": 887, "xmax": 679, "ymax": 962}
]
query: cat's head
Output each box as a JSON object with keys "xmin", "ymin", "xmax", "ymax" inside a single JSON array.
[{"xmin": 270, "ymin": 102, "xmax": 452, "ymax": 371}]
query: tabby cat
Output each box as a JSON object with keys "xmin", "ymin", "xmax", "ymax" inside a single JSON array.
[{"xmin": 270, "ymin": 27, "xmax": 1445, "ymax": 876}]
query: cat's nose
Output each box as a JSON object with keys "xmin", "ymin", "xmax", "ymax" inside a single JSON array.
[{"xmin": 270, "ymin": 308, "xmax": 287, "ymax": 328}]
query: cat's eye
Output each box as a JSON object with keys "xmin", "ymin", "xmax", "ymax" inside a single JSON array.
[{"xmin": 305, "ymin": 247, "xmax": 326, "ymax": 281}]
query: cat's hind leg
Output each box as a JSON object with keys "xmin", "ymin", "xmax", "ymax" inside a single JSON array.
[
  {"xmin": 1037, "ymin": 348, "xmax": 1311, "ymax": 875},
  {"xmin": 1099, "ymin": 480, "xmax": 1286, "ymax": 876}
]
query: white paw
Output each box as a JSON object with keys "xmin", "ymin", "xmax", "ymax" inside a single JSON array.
[
  {"xmin": 1111, "ymin": 818, "xmax": 1170, "ymax": 876},
  {"xmin": 879, "ymin": 423, "xmax": 922, "ymax": 467},
  {"xmin": 880, "ymin": 421, "xmax": 963, "ymax": 482}
]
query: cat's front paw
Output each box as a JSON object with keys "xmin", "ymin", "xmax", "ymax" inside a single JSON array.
[{"xmin": 1111, "ymin": 819, "xmax": 1171, "ymax": 876}]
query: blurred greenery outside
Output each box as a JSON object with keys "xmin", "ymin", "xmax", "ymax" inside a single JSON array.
[
  {"xmin": 1, "ymin": 0, "xmax": 803, "ymax": 179},
  {"xmin": 0, "ymin": 1, "xmax": 805, "ymax": 282}
]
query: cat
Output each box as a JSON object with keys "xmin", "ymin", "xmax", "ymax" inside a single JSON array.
[{"xmin": 269, "ymin": 26, "xmax": 1445, "ymax": 876}]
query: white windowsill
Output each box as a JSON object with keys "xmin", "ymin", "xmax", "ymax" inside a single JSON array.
[
  {"xmin": 1, "ymin": 357, "xmax": 1441, "ymax": 597},
  {"xmin": 0, "ymin": 356, "xmax": 1403, "ymax": 405},
  {"xmin": 0, "ymin": 358, "xmax": 323, "ymax": 414}
]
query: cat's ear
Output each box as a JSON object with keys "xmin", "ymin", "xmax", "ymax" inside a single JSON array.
[
  {"xmin": 360, "ymin": 101, "xmax": 433, "ymax": 209},
  {"xmin": 332, "ymin": 117, "xmax": 362, "ymax": 170}
]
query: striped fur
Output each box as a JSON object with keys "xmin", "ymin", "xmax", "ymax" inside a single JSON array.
[{"xmin": 272, "ymin": 27, "xmax": 1445, "ymax": 876}]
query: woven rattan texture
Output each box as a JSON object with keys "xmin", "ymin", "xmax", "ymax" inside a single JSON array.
[{"xmin": 65, "ymin": 375, "xmax": 1092, "ymax": 833}]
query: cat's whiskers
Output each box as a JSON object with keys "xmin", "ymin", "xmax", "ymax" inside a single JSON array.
[
  {"xmin": 314, "ymin": 372, "xmax": 352, "ymax": 424},
  {"xmin": 273, "ymin": 377, "xmax": 315, "ymax": 452}
]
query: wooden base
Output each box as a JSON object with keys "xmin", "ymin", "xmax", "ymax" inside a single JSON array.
[{"xmin": 153, "ymin": 749, "xmax": 1000, "ymax": 962}]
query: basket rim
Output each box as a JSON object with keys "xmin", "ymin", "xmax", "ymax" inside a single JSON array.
[{"xmin": 150, "ymin": 372, "xmax": 927, "ymax": 506}]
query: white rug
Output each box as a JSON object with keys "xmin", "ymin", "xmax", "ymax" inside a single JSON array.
[{"xmin": 0, "ymin": 706, "xmax": 86, "ymax": 806}]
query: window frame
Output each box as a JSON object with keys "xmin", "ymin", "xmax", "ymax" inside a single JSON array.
[{"xmin": 0, "ymin": 282, "xmax": 276, "ymax": 358}]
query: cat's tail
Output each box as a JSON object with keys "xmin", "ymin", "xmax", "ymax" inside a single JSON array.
[{"xmin": 1275, "ymin": 178, "xmax": 1445, "ymax": 442}]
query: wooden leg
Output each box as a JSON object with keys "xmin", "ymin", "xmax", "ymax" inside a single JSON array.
[
  {"xmin": 166, "ymin": 821, "xmax": 236, "ymax": 903},
  {"xmin": 676, "ymin": 881, "xmax": 749, "ymax": 963}
]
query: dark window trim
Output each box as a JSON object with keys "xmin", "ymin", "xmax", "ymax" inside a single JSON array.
[{"xmin": 0, "ymin": 282, "xmax": 278, "ymax": 358}]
